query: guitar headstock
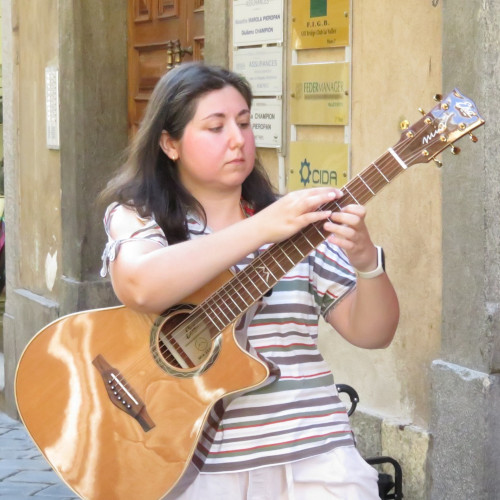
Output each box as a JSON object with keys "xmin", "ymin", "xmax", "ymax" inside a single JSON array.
[{"xmin": 397, "ymin": 89, "xmax": 485, "ymax": 167}]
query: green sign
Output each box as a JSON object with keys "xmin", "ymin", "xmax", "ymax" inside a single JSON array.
[{"xmin": 310, "ymin": 0, "xmax": 327, "ymax": 17}]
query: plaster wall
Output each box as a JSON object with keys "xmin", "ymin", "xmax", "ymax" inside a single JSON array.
[{"xmin": 311, "ymin": 2, "xmax": 442, "ymax": 430}]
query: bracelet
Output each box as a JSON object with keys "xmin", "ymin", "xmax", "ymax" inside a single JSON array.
[{"xmin": 355, "ymin": 246, "xmax": 385, "ymax": 279}]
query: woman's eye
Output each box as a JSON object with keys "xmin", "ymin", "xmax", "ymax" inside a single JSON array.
[
  {"xmin": 239, "ymin": 122, "xmax": 251, "ymax": 129},
  {"xmin": 209, "ymin": 126, "xmax": 223, "ymax": 132}
]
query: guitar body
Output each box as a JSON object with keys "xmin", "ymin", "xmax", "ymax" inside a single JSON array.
[{"xmin": 15, "ymin": 270, "xmax": 269, "ymax": 500}]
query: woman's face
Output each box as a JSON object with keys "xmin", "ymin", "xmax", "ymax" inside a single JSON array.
[{"xmin": 167, "ymin": 85, "xmax": 256, "ymax": 197}]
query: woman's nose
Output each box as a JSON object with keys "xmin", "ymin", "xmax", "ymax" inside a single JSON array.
[{"xmin": 228, "ymin": 122, "xmax": 245, "ymax": 148}]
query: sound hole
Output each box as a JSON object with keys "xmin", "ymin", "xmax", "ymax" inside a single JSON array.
[{"xmin": 151, "ymin": 304, "xmax": 220, "ymax": 376}]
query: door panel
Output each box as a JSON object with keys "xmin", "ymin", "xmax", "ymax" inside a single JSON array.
[{"xmin": 128, "ymin": 0, "xmax": 205, "ymax": 135}]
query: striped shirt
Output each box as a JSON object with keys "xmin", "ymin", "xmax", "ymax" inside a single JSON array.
[{"xmin": 101, "ymin": 203, "xmax": 357, "ymax": 473}]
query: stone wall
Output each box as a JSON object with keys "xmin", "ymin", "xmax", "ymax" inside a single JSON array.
[
  {"xmin": 1, "ymin": 0, "xmax": 127, "ymax": 415},
  {"xmin": 429, "ymin": 1, "xmax": 500, "ymax": 498}
]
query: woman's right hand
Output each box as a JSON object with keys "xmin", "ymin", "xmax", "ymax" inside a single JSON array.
[
  {"xmin": 107, "ymin": 188, "xmax": 343, "ymax": 313},
  {"xmin": 253, "ymin": 187, "xmax": 343, "ymax": 244}
]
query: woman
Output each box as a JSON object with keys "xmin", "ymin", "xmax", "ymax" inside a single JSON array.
[{"xmin": 100, "ymin": 63, "xmax": 399, "ymax": 499}]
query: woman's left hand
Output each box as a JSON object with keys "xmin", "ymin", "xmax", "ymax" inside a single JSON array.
[
  {"xmin": 322, "ymin": 195, "xmax": 399, "ymax": 350},
  {"xmin": 323, "ymin": 202, "xmax": 378, "ymax": 273}
]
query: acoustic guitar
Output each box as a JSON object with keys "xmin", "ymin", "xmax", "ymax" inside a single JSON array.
[{"xmin": 15, "ymin": 90, "xmax": 484, "ymax": 499}]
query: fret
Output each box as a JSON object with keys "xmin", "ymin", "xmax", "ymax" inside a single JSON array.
[
  {"xmin": 354, "ymin": 177, "xmax": 375, "ymax": 205},
  {"xmin": 283, "ymin": 241, "xmax": 305, "ymax": 264},
  {"xmin": 225, "ymin": 278, "xmax": 251, "ymax": 308},
  {"xmin": 246, "ymin": 273, "xmax": 267, "ymax": 297},
  {"xmin": 268, "ymin": 252, "xmax": 287, "ymax": 273},
  {"xmin": 208, "ymin": 297, "xmax": 232, "ymax": 324},
  {"xmin": 262, "ymin": 260, "xmax": 281, "ymax": 285},
  {"xmin": 343, "ymin": 186, "xmax": 360, "ymax": 205},
  {"xmin": 202, "ymin": 302, "xmax": 226, "ymax": 330},
  {"xmin": 291, "ymin": 239, "xmax": 307, "ymax": 258},
  {"xmin": 358, "ymin": 173, "xmax": 375, "ymax": 195},
  {"xmin": 222, "ymin": 288, "xmax": 245, "ymax": 314},
  {"xmin": 310, "ymin": 222, "xmax": 326, "ymax": 239},
  {"xmin": 276, "ymin": 245, "xmax": 296, "ymax": 266},
  {"xmin": 300, "ymin": 231, "xmax": 315, "ymax": 249},
  {"xmin": 264, "ymin": 262, "xmax": 279, "ymax": 281},
  {"xmin": 206, "ymin": 314, "xmax": 221, "ymax": 331},
  {"xmin": 232, "ymin": 274, "xmax": 256, "ymax": 304},
  {"xmin": 254, "ymin": 264, "xmax": 274, "ymax": 289},
  {"xmin": 279, "ymin": 240, "xmax": 303, "ymax": 264},
  {"xmin": 372, "ymin": 162, "xmax": 390, "ymax": 183}
]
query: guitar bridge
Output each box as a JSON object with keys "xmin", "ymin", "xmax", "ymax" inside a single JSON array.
[{"xmin": 92, "ymin": 354, "xmax": 155, "ymax": 432}]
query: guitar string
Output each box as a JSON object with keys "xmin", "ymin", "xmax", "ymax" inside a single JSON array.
[{"xmin": 118, "ymin": 123, "xmax": 440, "ymax": 385}]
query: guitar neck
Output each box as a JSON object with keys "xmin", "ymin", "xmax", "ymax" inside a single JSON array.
[{"xmin": 200, "ymin": 147, "xmax": 405, "ymax": 338}]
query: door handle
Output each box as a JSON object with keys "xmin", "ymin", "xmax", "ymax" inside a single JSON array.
[{"xmin": 173, "ymin": 40, "xmax": 193, "ymax": 65}]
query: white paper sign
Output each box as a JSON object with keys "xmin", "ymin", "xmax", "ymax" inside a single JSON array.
[
  {"xmin": 251, "ymin": 98, "xmax": 282, "ymax": 148},
  {"xmin": 233, "ymin": 46, "xmax": 283, "ymax": 96},
  {"xmin": 45, "ymin": 67, "xmax": 60, "ymax": 150},
  {"xmin": 233, "ymin": 0, "xmax": 284, "ymax": 46}
]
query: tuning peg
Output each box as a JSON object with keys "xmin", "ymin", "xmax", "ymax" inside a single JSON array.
[
  {"xmin": 418, "ymin": 108, "xmax": 426, "ymax": 115},
  {"xmin": 433, "ymin": 158, "xmax": 443, "ymax": 168},
  {"xmin": 469, "ymin": 133, "xmax": 478, "ymax": 143},
  {"xmin": 450, "ymin": 145, "xmax": 461, "ymax": 155},
  {"xmin": 433, "ymin": 94, "xmax": 443, "ymax": 102},
  {"xmin": 400, "ymin": 120, "xmax": 410, "ymax": 130}
]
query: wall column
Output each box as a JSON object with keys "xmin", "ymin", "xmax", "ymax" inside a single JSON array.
[
  {"xmin": 57, "ymin": 0, "xmax": 127, "ymax": 315},
  {"xmin": 431, "ymin": 1, "xmax": 500, "ymax": 497},
  {"xmin": 204, "ymin": 0, "xmax": 229, "ymax": 67},
  {"xmin": 2, "ymin": 0, "xmax": 127, "ymax": 417}
]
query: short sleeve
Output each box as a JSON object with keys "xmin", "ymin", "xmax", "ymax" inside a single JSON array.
[
  {"xmin": 309, "ymin": 240, "xmax": 357, "ymax": 318},
  {"xmin": 100, "ymin": 203, "xmax": 168, "ymax": 277}
]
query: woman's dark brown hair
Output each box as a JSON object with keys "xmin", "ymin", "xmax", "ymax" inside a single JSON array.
[{"xmin": 100, "ymin": 63, "xmax": 276, "ymax": 244}]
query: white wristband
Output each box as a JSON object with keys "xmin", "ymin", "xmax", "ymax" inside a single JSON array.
[{"xmin": 355, "ymin": 246, "xmax": 385, "ymax": 279}]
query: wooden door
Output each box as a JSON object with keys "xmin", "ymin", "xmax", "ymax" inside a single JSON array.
[{"xmin": 128, "ymin": 0, "xmax": 205, "ymax": 135}]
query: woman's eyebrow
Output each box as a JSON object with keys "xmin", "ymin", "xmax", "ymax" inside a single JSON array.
[{"xmin": 201, "ymin": 109, "xmax": 250, "ymax": 121}]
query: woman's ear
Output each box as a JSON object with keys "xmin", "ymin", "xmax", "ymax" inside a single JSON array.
[{"xmin": 159, "ymin": 131, "xmax": 180, "ymax": 161}]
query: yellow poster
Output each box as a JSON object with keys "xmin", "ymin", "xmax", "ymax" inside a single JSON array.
[
  {"xmin": 291, "ymin": 62, "xmax": 349, "ymax": 125},
  {"xmin": 288, "ymin": 142, "xmax": 348, "ymax": 191},
  {"xmin": 292, "ymin": 0, "xmax": 350, "ymax": 50}
]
